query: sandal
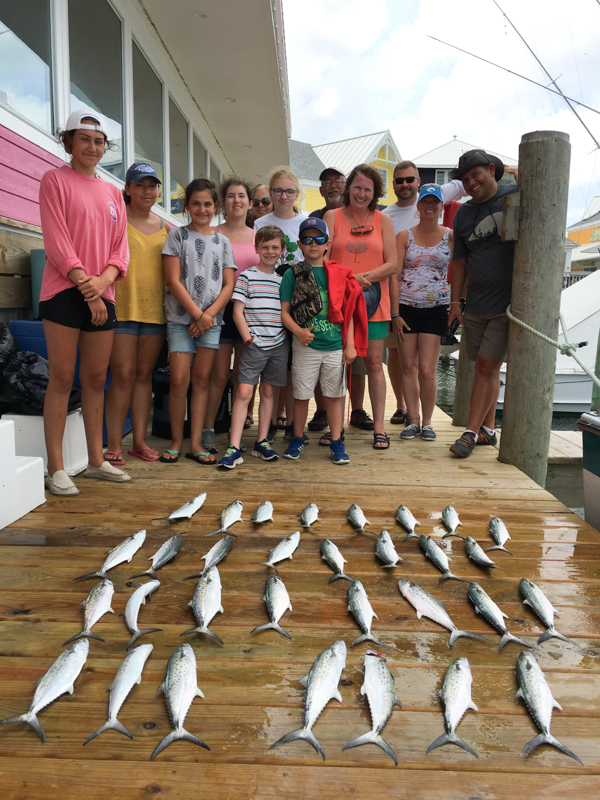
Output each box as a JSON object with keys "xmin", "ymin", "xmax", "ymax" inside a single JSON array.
[
  {"xmin": 373, "ymin": 432, "xmax": 390, "ymax": 450},
  {"xmin": 104, "ymin": 450, "xmax": 126, "ymax": 466},
  {"xmin": 244, "ymin": 415, "xmax": 254, "ymax": 430},
  {"xmin": 319, "ymin": 429, "xmax": 344, "ymax": 447},
  {"xmin": 159, "ymin": 449, "xmax": 180, "ymax": 463},
  {"xmin": 128, "ymin": 448, "xmax": 160, "ymax": 462},
  {"xmin": 276, "ymin": 416, "xmax": 288, "ymax": 430},
  {"xmin": 185, "ymin": 451, "xmax": 217, "ymax": 465},
  {"xmin": 390, "ymin": 408, "xmax": 408, "ymax": 425}
]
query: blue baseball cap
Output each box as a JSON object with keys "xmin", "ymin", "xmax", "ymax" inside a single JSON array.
[
  {"xmin": 298, "ymin": 217, "xmax": 329, "ymax": 238},
  {"xmin": 125, "ymin": 161, "xmax": 161, "ymax": 184},
  {"xmin": 418, "ymin": 183, "xmax": 443, "ymax": 203}
]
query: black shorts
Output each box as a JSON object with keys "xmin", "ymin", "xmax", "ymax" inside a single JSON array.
[
  {"xmin": 39, "ymin": 286, "xmax": 118, "ymax": 331},
  {"xmin": 398, "ymin": 303, "xmax": 449, "ymax": 337},
  {"xmin": 220, "ymin": 300, "xmax": 242, "ymax": 345}
]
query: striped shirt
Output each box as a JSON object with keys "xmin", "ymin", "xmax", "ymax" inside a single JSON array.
[{"xmin": 232, "ymin": 267, "xmax": 285, "ymax": 349}]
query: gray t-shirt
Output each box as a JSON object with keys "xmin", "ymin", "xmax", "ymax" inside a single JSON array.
[
  {"xmin": 162, "ymin": 226, "xmax": 235, "ymax": 325},
  {"xmin": 452, "ymin": 184, "xmax": 519, "ymax": 315}
]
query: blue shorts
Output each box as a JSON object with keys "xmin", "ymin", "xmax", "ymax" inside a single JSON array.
[
  {"xmin": 167, "ymin": 321, "xmax": 221, "ymax": 353},
  {"xmin": 116, "ymin": 320, "xmax": 167, "ymax": 336}
]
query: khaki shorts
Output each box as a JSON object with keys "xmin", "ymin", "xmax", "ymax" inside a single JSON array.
[
  {"xmin": 351, "ymin": 356, "xmax": 368, "ymax": 376},
  {"xmin": 291, "ymin": 339, "xmax": 345, "ymax": 400},
  {"xmin": 463, "ymin": 312, "xmax": 509, "ymax": 362}
]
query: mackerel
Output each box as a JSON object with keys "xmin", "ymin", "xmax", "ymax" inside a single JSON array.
[
  {"xmin": 467, "ymin": 582, "xmax": 532, "ymax": 650},
  {"xmin": 486, "ymin": 516, "xmax": 513, "ymax": 554},
  {"xmin": 520, "ymin": 578, "xmax": 578, "ymax": 647},
  {"xmin": 419, "ymin": 535, "xmax": 468, "ymax": 584},
  {"xmin": 251, "ymin": 575, "xmax": 292, "ymax": 639},
  {"xmin": 181, "ymin": 566, "xmax": 224, "ymax": 644},
  {"xmin": 74, "ymin": 529, "xmax": 147, "ymax": 581},
  {"xmin": 395, "ymin": 505, "xmax": 420, "ymax": 541},
  {"xmin": 441, "ymin": 506, "xmax": 465, "ymax": 539},
  {"xmin": 270, "ymin": 640, "xmax": 346, "ymax": 760},
  {"xmin": 516, "ymin": 650, "xmax": 582, "ymax": 764},
  {"xmin": 347, "ymin": 580, "xmax": 388, "ymax": 649},
  {"xmin": 205, "ymin": 500, "xmax": 243, "ymax": 538},
  {"xmin": 426, "ymin": 657, "xmax": 478, "ymax": 758},
  {"xmin": 320, "ymin": 539, "xmax": 352, "ymax": 583},
  {"xmin": 63, "ymin": 579, "xmax": 115, "ymax": 645},
  {"xmin": 464, "ymin": 536, "xmax": 498, "ymax": 570},
  {"xmin": 0, "ymin": 639, "xmax": 89, "ymax": 742},
  {"xmin": 184, "ymin": 536, "xmax": 233, "ymax": 580},
  {"xmin": 120, "ymin": 579, "xmax": 162, "ymax": 650},
  {"xmin": 83, "ymin": 644, "xmax": 153, "ymax": 744},
  {"xmin": 300, "ymin": 503, "xmax": 320, "ymax": 528},
  {"xmin": 347, "ymin": 504, "xmax": 370, "ymax": 533},
  {"xmin": 153, "ymin": 492, "xmax": 207, "ymax": 523},
  {"xmin": 130, "ymin": 534, "xmax": 182, "ymax": 579},
  {"xmin": 375, "ymin": 529, "xmax": 403, "ymax": 568},
  {"xmin": 251, "ymin": 500, "xmax": 274, "ymax": 524},
  {"xmin": 252, "ymin": 531, "xmax": 300, "ymax": 574}
]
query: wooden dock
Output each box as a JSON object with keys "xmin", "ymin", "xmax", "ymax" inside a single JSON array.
[{"xmin": 1, "ymin": 396, "xmax": 599, "ymax": 799}]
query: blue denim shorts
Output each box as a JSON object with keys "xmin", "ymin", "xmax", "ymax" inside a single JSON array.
[
  {"xmin": 116, "ymin": 320, "xmax": 167, "ymax": 336},
  {"xmin": 167, "ymin": 321, "xmax": 221, "ymax": 353}
]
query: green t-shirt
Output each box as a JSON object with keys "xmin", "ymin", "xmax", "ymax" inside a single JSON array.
[{"xmin": 280, "ymin": 265, "xmax": 343, "ymax": 352}]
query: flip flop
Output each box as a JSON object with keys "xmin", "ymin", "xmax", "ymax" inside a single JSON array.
[
  {"xmin": 318, "ymin": 430, "xmax": 345, "ymax": 447},
  {"xmin": 128, "ymin": 448, "xmax": 160, "ymax": 462},
  {"xmin": 373, "ymin": 432, "xmax": 390, "ymax": 450},
  {"xmin": 104, "ymin": 450, "xmax": 126, "ymax": 466},
  {"xmin": 185, "ymin": 451, "xmax": 217, "ymax": 465},
  {"xmin": 159, "ymin": 449, "xmax": 180, "ymax": 463},
  {"xmin": 276, "ymin": 416, "xmax": 288, "ymax": 430}
]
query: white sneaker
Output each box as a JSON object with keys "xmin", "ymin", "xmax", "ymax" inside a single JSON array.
[
  {"xmin": 45, "ymin": 469, "xmax": 79, "ymax": 496},
  {"xmin": 84, "ymin": 461, "xmax": 132, "ymax": 482}
]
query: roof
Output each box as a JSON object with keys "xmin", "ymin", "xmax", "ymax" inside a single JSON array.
[
  {"xmin": 312, "ymin": 130, "xmax": 400, "ymax": 176},
  {"xmin": 568, "ymin": 197, "xmax": 600, "ymax": 231},
  {"xmin": 411, "ymin": 138, "xmax": 518, "ymax": 169},
  {"xmin": 288, "ymin": 139, "xmax": 326, "ymax": 181}
]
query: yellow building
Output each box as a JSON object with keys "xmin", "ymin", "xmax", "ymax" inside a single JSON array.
[{"xmin": 565, "ymin": 197, "xmax": 600, "ymax": 279}]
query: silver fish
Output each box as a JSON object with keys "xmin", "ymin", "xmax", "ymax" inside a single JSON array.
[
  {"xmin": 419, "ymin": 535, "xmax": 467, "ymax": 584},
  {"xmin": 184, "ymin": 536, "xmax": 233, "ymax": 580},
  {"xmin": 467, "ymin": 582, "xmax": 532, "ymax": 651},
  {"xmin": 465, "ymin": 536, "xmax": 498, "ymax": 569},
  {"xmin": 520, "ymin": 578, "xmax": 578, "ymax": 647},
  {"xmin": 395, "ymin": 505, "xmax": 421, "ymax": 541},
  {"xmin": 516, "ymin": 650, "xmax": 582, "ymax": 764},
  {"xmin": 270, "ymin": 639, "xmax": 347, "ymax": 760},
  {"xmin": 441, "ymin": 506, "xmax": 464, "ymax": 539},
  {"xmin": 63, "ymin": 579, "xmax": 115, "ymax": 645},
  {"xmin": 251, "ymin": 501, "xmax": 274, "ymax": 524},
  {"xmin": 252, "ymin": 531, "xmax": 301, "ymax": 574},
  {"xmin": 83, "ymin": 643, "xmax": 153, "ymax": 744},
  {"xmin": 375, "ymin": 530, "xmax": 403, "ymax": 569},
  {"xmin": 427, "ymin": 657, "xmax": 478, "ymax": 758},
  {"xmin": 205, "ymin": 500, "xmax": 243, "ymax": 538},
  {"xmin": 153, "ymin": 492, "xmax": 207, "ymax": 523},
  {"xmin": 120, "ymin": 579, "xmax": 162, "ymax": 650},
  {"xmin": 347, "ymin": 580, "xmax": 388, "ymax": 649},
  {"xmin": 181, "ymin": 566, "xmax": 224, "ymax": 644},
  {"xmin": 320, "ymin": 539, "xmax": 352, "ymax": 583},
  {"xmin": 486, "ymin": 517, "xmax": 513, "ymax": 555},
  {"xmin": 300, "ymin": 503, "xmax": 320, "ymax": 528},
  {"xmin": 0, "ymin": 639, "xmax": 89, "ymax": 742},
  {"xmin": 251, "ymin": 575, "xmax": 293, "ymax": 639},
  {"xmin": 150, "ymin": 643, "xmax": 209, "ymax": 760},
  {"xmin": 130, "ymin": 534, "xmax": 182, "ymax": 579},
  {"xmin": 74, "ymin": 529, "xmax": 147, "ymax": 581},
  {"xmin": 347, "ymin": 504, "xmax": 370, "ymax": 533},
  {"xmin": 398, "ymin": 580, "xmax": 489, "ymax": 649},
  {"xmin": 342, "ymin": 652, "xmax": 402, "ymax": 763}
]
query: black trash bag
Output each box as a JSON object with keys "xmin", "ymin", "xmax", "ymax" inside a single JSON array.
[
  {"xmin": 0, "ymin": 351, "xmax": 81, "ymax": 415},
  {"xmin": 0, "ymin": 322, "xmax": 20, "ymax": 371}
]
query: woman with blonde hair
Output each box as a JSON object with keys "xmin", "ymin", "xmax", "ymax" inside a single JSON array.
[{"xmin": 254, "ymin": 166, "xmax": 308, "ymax": 266}]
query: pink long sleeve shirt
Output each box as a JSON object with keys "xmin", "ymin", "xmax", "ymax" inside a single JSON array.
[{"xmin": 39, "ymin": 165, "xmax": 129, "ymax": 303}]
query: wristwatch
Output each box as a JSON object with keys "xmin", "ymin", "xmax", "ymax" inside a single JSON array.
[{"xmin": 244, "ymin": 336, "xmax": 254, "ymax": 347}]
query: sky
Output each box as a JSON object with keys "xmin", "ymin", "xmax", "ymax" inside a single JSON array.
[{"xmin": 282, "ymin": 0, "xmax": 600, "ymax": 226}]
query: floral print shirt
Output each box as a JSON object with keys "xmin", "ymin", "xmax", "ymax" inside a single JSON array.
[{"xmin": 398, "ymin": 227, "xmax": 451, "ymax": 308}]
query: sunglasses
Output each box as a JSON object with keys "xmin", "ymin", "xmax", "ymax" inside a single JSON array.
[
  {"xmin": 321, "ymin": 178, "xmax": 345, "ymax": 188},
  {"xmin": 299, "ymin": 235, "xmax": 328, "ymax": 245},
  {"xmin": 350, "ymin": 225, "xmax": 374, "ymax": 236},
  {"xmin": 272, "ymin": 188, "xmax": 297, "ymax": 197},
  {"xmin": 252, "ymin": 197, "xmax": 272, "ymax": 207},
  {"xmin": 394, "ymin": 176, "xmax": 417, "ymax": 185}
]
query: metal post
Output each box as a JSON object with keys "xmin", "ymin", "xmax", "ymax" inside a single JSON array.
[
  {"xmin": 452, "ymin": 333, "xmax": 475, "ymax": 427},
  {"xmin": 498, "ymin": 131, "xmax": 571, "ymax": 485}
]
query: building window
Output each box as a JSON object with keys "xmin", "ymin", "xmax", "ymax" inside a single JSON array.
[
  {"xmin": 193, "ymin": 134, "xmax": 207, "ymax": 178},
  {"xmin": 0, "ymin": 1, "xmax": 52, "ymax": 132},
  {"xmin": 436, "ymin": 170, "xmax": 446, "ymax": 184},
  {"xmin": 376, "ymin": 167, "xmax": 388, "ymax": 192},
  {"xmin": 209, "ymin": 157, "xmax": 219, "ymax": 185},
  {"xmin": 68, "ymin": 0, "xmax": 124, "ymax": 178},
  {"xmin": 169, "ymin": 97, "xmax": 188, "ymax": 218},
  {"xmin": 132, "ymin": 43, "xmax": 163, "ymax": 203}
]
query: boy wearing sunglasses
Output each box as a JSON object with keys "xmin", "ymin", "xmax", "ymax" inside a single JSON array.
[{"xmin": 279, "ymin": 218, "xmax": 368, "ymax": 465}]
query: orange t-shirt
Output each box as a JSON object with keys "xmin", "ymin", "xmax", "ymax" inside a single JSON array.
[{"xmin": 329, "ymin": 208, "xmax": 390, "ymax": 322}]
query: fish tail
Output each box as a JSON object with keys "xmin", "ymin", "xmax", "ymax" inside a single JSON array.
[
  {"xmin": 180, "ymin": 626, "xmax": 224, "ymax": 645},
  {"xmin": 251, "ymin": 561, "xmax": 279, "ymax": 574},
  {"xmin": 485, "ymin": 545, "xmax": 513, "ymax": 555},
  {"xmin": 0, "ymin": 712, "xmax": 45, "ymax": 742},
  {"xmin": 150, "ymin": 727, "xmax": 210, "ymax": 760},
  {"xmin": 402, "ymin": 533, "xmax": 418, "ymax": 542},
  {"xmin": 524, "ymin": 732, "xmax": 582, "ymax": 764},
  {"xmin": 83, "ymin": 717, "xmax": 132, "ymax": 745},
  {"xmin": 126, "ymin": 628, "xmax": 162, "ymax": 650},
  {"xmin": 441, "ymin": 532, "xmax": 465, "ymax": 540},
  {"xmin": 537, "ymin": 628, "xmax": 579, "ymax": 647},
  {"xmin": 205, "ymin": 528, "xmax": 224, "ymax": 538},
  {"xmin": 499, "ymin": 631, "xmax": 533, "ymax": 651},
  {"xmin": 426, "ymin": 731, "xmax": 478, "ymax": 758},
  {"xmin": 439, "ymin": 572, "xmax": 469, "ymax": 585},
  {"xmin": 250, "ymin": 622, "xmax": 291, "ymax": 640},
  {"xmin": 270, "ymin": 726, "xmax": 326, "ymax": 760},
  {"xmin": 183, "ymin": 572, "xmax": 202, "ymax": 581},
  {"xmin": 342, "ymin": 730, "xmax": 398, "ymax": 764},
  {"xmin": 129, "ymin": 568, "xmax": 156, "ymax": 579},
  {"xmin": 62, "ymin": 630, "xmax": 105, "ymax": 646},
  {"xmin": 351, "ymin": 633, "xmax": 389, "ymax": 649},
  {"xmin": 328, "ymin": 573, "xmax": 352, "ymax": 583},
  {"xmin": 381, "ymin": 562, "xmax": 403, "ymax": 569},
  {"xmin": 72, "ymin": 571, "xmax": 103, "ymax": 582},
  {"xmin": 448, "ymin": 629, "xmax": 489, "ymax": 649}
]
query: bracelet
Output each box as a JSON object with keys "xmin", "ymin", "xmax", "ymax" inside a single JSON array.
[
  {"xmin": 391, "ymin": 313, "xmax": 401, "ymax": 319},
  {"xmin": 244, "ymin": 337, "xmax": 254, "ymax": 348},
  {"xmin": 450, "ymin": 302, "xmax": 461, "ymax": 306},
  {"xmin": 196, "ymin": 310, "xmax": 204, "ymax": 322}
]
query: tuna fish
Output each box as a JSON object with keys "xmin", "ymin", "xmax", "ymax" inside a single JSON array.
[
  {"xmin": 252, "ymin": 531, "xmax": 301, "ymax": 574},
  {"xmin": 63, "ymin": 579, "xmax": 115, "ymax": 645},
  {"xmin": 120, "ymin": 579, "xmax": 162, "ymax": 650},
  {"xmin": 347, "ymin": 580, "xmax": 388, "ymax": 649},
  {"xmin": 0, "ymin": 639, "xmax": 89, "ymax": 742},
  {"xmin": 184, "ymin": 536, "xmax": 233, "ymax": 580},
  {"xmin": 180, "ymin": 566, "xmax": 224, "ymax": 644},
  {"xmin": 205, "ymin": 500, "xmax": 243, "ymax": 538},
  {"xmin": 375, "ymin": 530, "xmax": 403, "ymax": 569},
  {"xmin": 251, "ymin": 575, "xmax": 293, "ymax": 639},
  {"xmin": 426, "ymin": 657, "xmax": 478, "ymax": 758},
  {"xmin": 300, "ymin": 503, "xmax": 320, "ymax": 529},
  {"xmin": 467, "ymin": 582, "xmax": 532, "ymax": 650},
  {"xmin": 130, "ymin": 534, "xmax": 182, "ymax": 579},
  {"xmin": 251, "ymin": 501, "xmax": 274, "ymax": 524},
  {"xmin": 320, "ymin": 539, "xmax": 353, "ymax": 583},
  {"xmin": 153, "ymin": 492, "xmax": 207, "ymax": 523},
  {"xmin": 419, "ymin": 535, "xmax": 468, "ymax": 584},
  {"xmin": 74, "ymin": 529, "xmax": 147, "ymax": 581},
  {"xmin": 395, "ymin": 505, "xmax": 421, "ymax": 541},
  {"xmin": 347, "ymin": 504, "xmax": 370, "ymax": 533},
  {"xmin": 516, "ymin": 650, "xmax": 582, "ymax": 764},
  {"xmin": 464, "ymin": 536, "xmax": 499, "ymax": 570},
  {"xmin": 520, "ymin": 578, "xmax": 578, "ymax": 647},
  {"xmin": 270, "ymin": 640, "xmax": 347, "ymax": 760},
  {"xmin": 486, "ymin": 516, "xmax": 513, "ymax": 555},
  {"xmin": 441, "ymin": 506, "xmax": 464, "ymax": 539}
]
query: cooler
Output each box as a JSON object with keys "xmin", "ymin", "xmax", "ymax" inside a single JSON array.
[{"xmin": 577, "ymin": 410, "xmax": 600, "ymax": 532}]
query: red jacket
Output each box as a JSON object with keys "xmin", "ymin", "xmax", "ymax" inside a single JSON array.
[{"xmin": 323, "ymin": 260, "xmax": 368, "ymax": 357}]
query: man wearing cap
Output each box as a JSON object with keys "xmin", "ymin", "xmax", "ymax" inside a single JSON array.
[
  {"xmin": 310, "ymin": 167, "xmax": 346, "ymax": 220},
  {"xmin": 447, "ymin": 149, "xmax": 519, "ymax": 458}
]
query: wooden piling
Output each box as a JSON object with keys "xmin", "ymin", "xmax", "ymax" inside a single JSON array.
[{"xmin": 452, "ymin": 332, "xmax": 475, "ymax": 427}]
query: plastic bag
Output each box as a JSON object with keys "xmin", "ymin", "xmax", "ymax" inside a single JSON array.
[
  {"xmin": 0, "ymin": 351, "xmax": 81, "ymax": 415},
  {"xmin": 0, "ymin": 322, "xmax": 20, "ymax": 371}
]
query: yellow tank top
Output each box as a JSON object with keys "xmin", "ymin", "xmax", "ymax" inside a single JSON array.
[{"xmin": 115, "ymin": 221, "xmax": 169, "ymax": 324}]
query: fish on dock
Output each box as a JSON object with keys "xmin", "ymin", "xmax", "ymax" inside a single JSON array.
[
  {"xmin": 419, "ymin": 535, "xmax": 468, "ymax": 584},
  {"xmin": 152, "ymin": 492, "xmax": 207, "ymax": 523},
  {"xmin": 73, "ymin": 529, "xmax": 146, "ymax": 581},
  {"xmin": 467, "ymin": 582, "xmax": 532, "ymax": 651},
  {"xmin": 252, "ymin": 531, "xmax": 301, "ymax": 574},
  {"xmin": 270, "ymin": 640, "xmax": 346, "ymax": 760},
  {"xmin": 342, "ymin": 651, "xmax": 402, "ymax": 764},
  {"xmin": 427, "ymin": 657, "xmax": 478, "ymax": 758},
  {"xmin": 251, "ymin": 500, "xmax": 274, "ymax": 524},
  {"xmin": 181, "ymin": 566, "xmax": 224, "ymax": 644},
  {"xmin": 83, "ymin": 644, "xmax": 153, "ymax": 744},
  {"xmin": 516, "ymin": 650, "xmax": 583, "ymax": 764},
  {"xmin": 120, "ymin": 579, "xmax": 162, "ymax": 650},
  {"xmin": 441, "ymin": 506, "xmax": 464, "ymax": 539},
  {"xmin": 464, "ymin": 536, "xmax": 499, "ymax": 569},
  {"xmin": 251, "ymin": 575, "xmax": 293, "ymax": 639},
  {"xmin": 205, "ymin": 500, "xmax": 243, "ymax": 538},
  {"xmin": 375, "ymin": 530, "xmax": 403, "ymax": 569},
  {"xmin": 320, "ymin": 539, "xmax": 352, "ymax": 582},
  {"xmin": 300, "ymin": 503, "xmax": 320, "ymax": 529},
  {"xmin": 130, "ymin": 534, "xmax": 182, "ymax": 579},
  {"xmin": 184, "ymin": 536, "xmax": 233, "ymax": 580},
  {"xmin": 486, "ymin": 516, "xmax": 513, "ymax": 555},
  {"xmin": 0, "ymin": 639, "xmax": 89, "ymax": 743},
  {"xmin": 63, "ymin": 579, "xmax": 115, "ymax": 645},
  {"xmin": 347, "ymin": 504, "xmax": 370, "ymax": 533},
  {"xmin": 520, "ymin": 578, "xmax": 578, "ymax": 647},
  {"xmin": 151, "ymin": 644, "xmax": 209, "ymax": 760},
  {"xmin": 395, "ymin": 505, "xmax": 420, "ymax": 541},
  {"xmin": 347, "ymin": 580, "xmax": 388, "ymax": 649}
]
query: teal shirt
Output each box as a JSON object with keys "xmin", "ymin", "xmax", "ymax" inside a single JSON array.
[{"xmin": 280, "ymin": 265, "xmax": 343, "ymax": 352}]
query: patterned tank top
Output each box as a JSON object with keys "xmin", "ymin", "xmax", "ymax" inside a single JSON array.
[{"xmin": 398, "ymin": 227, "xmax": 451, "ymax": 308}]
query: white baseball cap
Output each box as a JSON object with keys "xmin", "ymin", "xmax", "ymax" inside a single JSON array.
[{"xmin": 64, "ymin": 108, "xmax": 109, "ymax": 138}]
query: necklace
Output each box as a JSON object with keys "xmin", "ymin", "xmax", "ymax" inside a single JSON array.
[{"xmin": 348, "ymin": 208, "xmax": 371, "ymax": 228}]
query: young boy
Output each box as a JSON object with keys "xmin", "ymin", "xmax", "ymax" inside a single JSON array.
[
  {"xmin": 218, "ymin": 225, "xmax": 289, "ymax": 469},
  {"xmin": 280, "ymin": 217, "xmax": 368, "ymax": 465}
]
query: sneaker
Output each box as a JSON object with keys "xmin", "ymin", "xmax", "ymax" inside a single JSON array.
[
  {"xmin": 284, "ymin": 425, "xmax": 309, "ymax": 444},
  {"xmin": 350, "ymin": 408, "xmax": 374, "ymax": 431},
  {"xmin": 307, "ymin": 409, "xmax": 328, "ymax": 431},
  {"xmin": 476, "ymin": 426, "xmax": 498, "ymax": 446},
  {"xmin": 266, "ymin": 422, "xmax": 278, "ymax": 443},
  {"xmin": 330, "ymin": 439, "xmax": 349, "ymax": 465},
  {"xmin": 252, "ymin": 439, "xmax": 279, "ymax": 461},
  {"xmin": 284, "ymin": 436, "xmax": 305, "ymax": 460},
  {"xmin": 218, "ymin": 446, "xmax": 244, "ymax": 469},
  {"xmin": 450, "ymin": 431, "xmax": 477, "ymax": 458},
  {"xmin": 201, "ymin": 429, "xmax": 218, "ymax": 454},
  {"xmin": 421, "ymin": 425, "xmax": 437, "ymax": 441},
  {"xmin": 400, "ymin": 423, "xmax": 421, "ymax": 440}
]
